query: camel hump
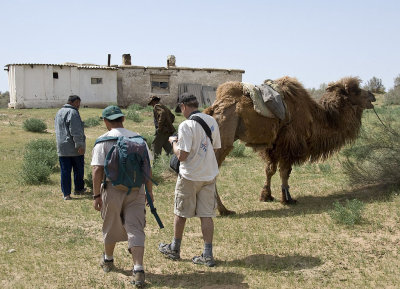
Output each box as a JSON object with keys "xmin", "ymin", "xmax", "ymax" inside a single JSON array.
[{"xmin": 216, "ymin": 81, "xmax": 243, "ymax": 101}]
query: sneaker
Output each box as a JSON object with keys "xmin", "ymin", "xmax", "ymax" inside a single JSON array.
[
  {"xmin": 74, "ymin": 188, "xmax": 86, "ymax": 195},
  {"xmin": 100, "ymin": 254, "xmax": 114, "ymax": 272},
  {"xmin": 158, "ymin": 243, "xmax": 180, "ymax": 260},
  {"xmin": 192, "ymin": 254, "xmax": 216, "ymax": 267},
  {"xmin": 63, "ymin": 195, "xmax": 72, "ymax": 200},
  {"xmin": 132, "ymin": 270, "xmax": 145, "ymax": 288}
]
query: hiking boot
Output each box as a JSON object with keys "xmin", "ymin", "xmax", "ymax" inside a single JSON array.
[
  {"xmin": 100, "ymin": 254, "xmax": 114, "ymax": 272},
  {"xmin": 158, "ymin": 243, "xmax": 180, "ymax": 260},
  {"xmin": 74, "ymin": 188, "xmax": 87, "ymax": 195},
  {"xmin": 132, "ymin": 270, "xmax": 145, "ymax": 288},
  {"xmin": 192, "ymin": 254, "xmax": 216, "ymax": 267},
  {"xmin": 63, "ymin": 195, "xmax": 72, "ymax": 200}
]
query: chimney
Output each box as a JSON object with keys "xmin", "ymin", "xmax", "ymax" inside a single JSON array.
[
  {"xmin": 107, "ymin": 54, "xmax": 111, "ymax": 66},
  {"xmin": 167, "ymin": 55, "xmax": 176, "ymax": 68},
  {"xmin": 122, "ymin": 54, "xmax": 131, "ymax": 65}
]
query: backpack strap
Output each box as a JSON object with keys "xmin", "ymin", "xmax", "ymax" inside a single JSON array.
[
  {"xmin": 102, "ymin": 145, "xmax": 117, "ymax": 189},
  {"xmin": 190, "ymin": 115, "xmax": 213, "ymax": 144},
  {"xmin": 94, "ymin": 136, "xmax": 119, "ymax": 146}
]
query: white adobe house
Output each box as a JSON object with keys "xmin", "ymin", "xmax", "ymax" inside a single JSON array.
[
  {"xmin": 5, "ymin": 55, "xmax": 245, "ymax": 108},
  {"xmin": 5, "ymin": 63, "xmax": 117, "ymax": 108}
]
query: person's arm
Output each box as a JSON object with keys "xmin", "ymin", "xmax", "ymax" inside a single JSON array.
[
  {"xmin": 155, "ymin": 105, "xmax": 168, "ymax": 130},
  {"xmin": 69, "ymin": 111, "xmax": 86, "ymax": 154},
  {"xmin": 169, "ymin": 137, "xmax": 189, "ymax": 161},
  {"xmin": 92, "ymin": 165, "xmax": 104, "ymax": 211}
]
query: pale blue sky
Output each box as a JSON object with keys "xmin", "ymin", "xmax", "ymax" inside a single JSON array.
[{"xmin": 1, "ymin": 0, "xmax": 399, "ymax": 93}]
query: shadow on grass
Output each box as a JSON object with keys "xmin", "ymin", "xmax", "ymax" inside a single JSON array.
[
  {"xmin": 226, "ymin": 183, "xmax": 396, "ymax": 219},
  {"xmin": 115, "ymin": 269, "xmax": 248, "ymax": 289},
  {"xmin": 225, "ymin": 254, "xmax": 322, "ymax": 272}
]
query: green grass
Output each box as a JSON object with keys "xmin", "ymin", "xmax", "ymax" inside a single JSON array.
[
  {"xmin": 329, "ymin": 199, "xmax": 365, "ymax": 226},
  {"xmin": 0, "ymin": 104, "xmax": 399, "ymax": 288}
]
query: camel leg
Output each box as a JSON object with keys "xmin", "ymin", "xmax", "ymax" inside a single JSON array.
[
  {"xmin": 210, "ymin": 103, "xmax": 240, "ymax": 216},
  {"xmin": 260, "ymin": 158, "xmax": 277, "ymax": 202},
  {"xmin": 279, "ymin": 162, "xmax": 297, "ymax": 205},
  {"xmin": 215, "ymin": 186, "xmax": 235, "ymax": 216}
]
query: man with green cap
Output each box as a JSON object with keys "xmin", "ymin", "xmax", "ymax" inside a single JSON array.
[{"xmin": 91, "ymin": 105, "xmax": 154, "ymax": 287}]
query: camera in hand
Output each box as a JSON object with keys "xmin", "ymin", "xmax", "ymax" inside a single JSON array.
[{"xmin": 169, "ymin": 132, "xmax": 180, "ymax": 174}]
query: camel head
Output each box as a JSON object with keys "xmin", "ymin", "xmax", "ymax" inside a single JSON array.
[{"xmin": 322, "ymin": 77, "xmax": 376, "ymax": 110}]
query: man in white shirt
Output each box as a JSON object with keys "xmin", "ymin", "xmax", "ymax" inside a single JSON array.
[
  {"xmin": 91, "ymin": 105, "xmax": 153, "ymax": 287},
  {"xmin": 158, "ymin": 93, "xmax": 221, "ymax": 267}
]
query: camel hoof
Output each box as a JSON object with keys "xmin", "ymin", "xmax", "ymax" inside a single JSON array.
[
  {"xmin": 260, "ymin": 195, "xmax": 274, "ymax": 202},
  {"xmin": 281, "ymin": 199, "xmax": 297, "ymax": 205},
  {"xmin": 219, "ymin": 209, "xmax": 236, "ymax": 216}
]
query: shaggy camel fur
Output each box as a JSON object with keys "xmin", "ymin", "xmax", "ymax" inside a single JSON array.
[{"xmin": 204, "ymin": 76, "xmax": 376, "ymax": 215}]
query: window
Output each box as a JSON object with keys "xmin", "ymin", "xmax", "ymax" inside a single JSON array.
[
  {"xmin": 91, "ymin": 77, "xmax": 103, "ymax": 84},
  {"xmin": 53, "ymin": 72, "xmax": 58, "ymax": 79},
  {"xmin": 151, "ymin": 74, "xmax": 169, "ymax": 93}
]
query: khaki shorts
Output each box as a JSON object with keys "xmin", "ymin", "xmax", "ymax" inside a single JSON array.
[
  {"xmin": 174, "ymin": 175, "xmax": 217, "ymax": 218},
  {"xmin": 101, "ymin": 183, "xmax": 146, "ymax": 248}
]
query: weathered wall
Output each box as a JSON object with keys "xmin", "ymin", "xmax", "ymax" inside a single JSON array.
[
  {"xmin": 117, "ymin": 67, "xmax": 243, "ymax": 107},
  {"xmin": 7, "ymin": 65, "xmax": 117, "ymax": 108},
  {"xmin": 78, "ymin": 69, "xmax": 117, "ymax": 107},
  {"xmin": 6, "ymin": 62, "xmax": 244, "ymax": 109}
]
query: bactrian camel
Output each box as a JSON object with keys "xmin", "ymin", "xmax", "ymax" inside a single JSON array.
[{"xmin": 204, "ymin": 76, "xmax": 376, "ymax": 215}]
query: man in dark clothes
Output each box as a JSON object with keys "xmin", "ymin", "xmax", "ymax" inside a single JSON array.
[{"xmin": 147, "ymin": 96, "xmax": 176, "ymax": 158}]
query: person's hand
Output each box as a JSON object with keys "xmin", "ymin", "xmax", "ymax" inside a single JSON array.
[
  {"xmin": 93, "ymin": 197, "xmax": 102, "ymax": 211},
  {"xmin": 168, "ymin": 136, "xmax": 178, "ymax": 144},
  {"xmin": 78, "ymin": 147, "xmax": 85, "ymax": 155}
]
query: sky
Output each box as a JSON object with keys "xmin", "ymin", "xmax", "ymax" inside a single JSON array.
[{"xmin": 1, "ymin": 0, "xmax": 400, "ymax": 93}]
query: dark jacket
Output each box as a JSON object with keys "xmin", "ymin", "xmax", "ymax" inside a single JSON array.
[{"xmin": 153, "ymin": 103, "xmax": 175, "ymax": 135}]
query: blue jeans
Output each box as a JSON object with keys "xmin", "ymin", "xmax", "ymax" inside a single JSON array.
[{"xmin": 59, "ymin": 155, "xmax": 85, "ymax": 197}]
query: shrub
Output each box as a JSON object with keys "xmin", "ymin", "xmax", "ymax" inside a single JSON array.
[
  {"xmin": 84, "ymin": 169, "xmax": 93, "ymax": 193},
  {"xmin": 21, "ymin": 139, "xmax": 58, "ymax": 184},
  {"xmin": 140, "ymin": 133, "xmax": 155, "ymax": 149},
  {"xmin": 383, "ymin": 75, "xmax": 400, "ymax": 105},
  {"xmin": 229, "ymin": 140, "xmax": 246, "ymax": 157},
  {"xmin": 151, "ymin": 154, "xmax": 174, "ymax": 184},
  {"xmin": 125, "ymin": 110, "xmax": 143, "ymax": 123},
  {"xmin": 21, "ymin": 160, "xmax": 52, "ymax": 184},
  {"xmin": 83, "ymin": 117, "xmax": 101, "ymax": 128},
  {"xmin": 25, "ymin": 139, "xmax": 58, "ymax": 169},
  {"xmin": 143, "ymin": 105, "xmax": 154, "ymax": 112},
  {"xmin": 363, "ymin": 76, "xmax": 385, "ymax": 93},
  {"xmin": 341, "ymin": 107, "xmax": 400, "ymax": 187},
  {"xmin": 127, "ymin": 103, "xmax": 144, "ymax": 111},
  {"xmin": 23, "ymin": 118, "xmax": 47, "ymax": 133},
  {"xmin": 329, "ymin": 199, "xmax": 364, "ymax": 226},
  {"xmin": 384, "ymin": 87, "xmax": 400, "ymax": 105},
  {"xmin": 308, "ymin": 83, "xmax": 328, "ymax": 100}
]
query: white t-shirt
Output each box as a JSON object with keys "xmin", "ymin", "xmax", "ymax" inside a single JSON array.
[
  {"xmin": 177, "ymin": 113, "xmax": 221, "ymax": 181},
  {"xmin": 91, "ymin": 127, "xmax": 153, "ymax": 166}
]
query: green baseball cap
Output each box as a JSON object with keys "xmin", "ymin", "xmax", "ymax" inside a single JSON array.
[{"xmin": 102, "ymin": 105, "xmax": 125, "ymax": 120}]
